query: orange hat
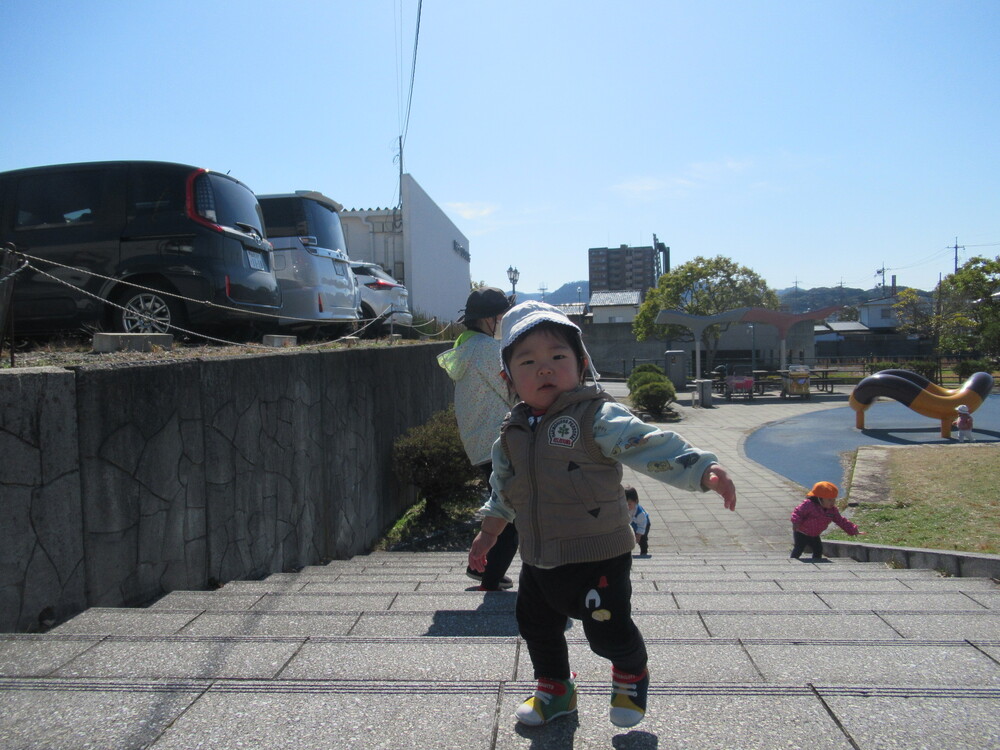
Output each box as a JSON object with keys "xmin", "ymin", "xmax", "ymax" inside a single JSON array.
[{"xmin": 809, "ymin": 481, "xmax": 839, "ymax": 500}]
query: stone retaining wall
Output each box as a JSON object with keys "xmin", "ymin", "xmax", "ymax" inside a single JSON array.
[{"xmin": 0, "ymin": 343, "xmax": 452, "ymax": 632}]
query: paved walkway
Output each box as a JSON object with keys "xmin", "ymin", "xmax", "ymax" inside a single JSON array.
[{"xmin": 607, "ymin": 383, "xmax": 846, "ymax": 554}]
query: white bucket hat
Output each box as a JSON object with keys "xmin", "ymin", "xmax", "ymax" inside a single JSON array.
[{"xmin": 499, "ymin": 300, "xmax": 600, "ymax": 382}]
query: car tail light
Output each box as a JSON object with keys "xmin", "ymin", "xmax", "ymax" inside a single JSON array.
[
  {"xmin": 364, "ymin": 279, "xmax": 400, "ymax": 290},
  {"xmin": 318, "ymin": 293, "xmax": 324, "ymax": 313},
  {"xmin": 225, "ymin": 275, "xmax": 231, "ymax": 297},
  {"xmin": 185, "ymin": 170, "xmax": 224, "ymax": 232}
]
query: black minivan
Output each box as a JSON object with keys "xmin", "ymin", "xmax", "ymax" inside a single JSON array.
[{"xmin": 0, "ymin": 161, "xmax": 282, "ymax": 335}]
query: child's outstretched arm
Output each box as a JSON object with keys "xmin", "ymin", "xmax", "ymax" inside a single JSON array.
[
  {"xmin": 701, "ymin": 464, "xmax": 737, "ymax": 510},
  {"xmin": 468, "ymin": 516, "xmax": 508, "ymax": 572}
]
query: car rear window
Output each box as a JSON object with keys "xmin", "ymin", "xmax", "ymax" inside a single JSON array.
[
  {"xmin": 353, "ymin": 264, "xmax": 396, "ymax": 283},
  {"xmin": 262, "ymin": 197, "xmax": 347, "ymax": 254},
  {"xmin": 204, "ymin": 174, "xmax": 265, "ymax": 234},
  {"xmin": 260, "ymin": 197, "xmax": 302, "ymax": 238}
]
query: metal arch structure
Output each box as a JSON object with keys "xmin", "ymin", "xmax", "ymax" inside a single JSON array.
[
  {"xmin": 654, "ymin": 308, "xmax": 749, "ymax": 380},
  {"xmin": 654, "ymin": 305, "xmax": 842, "ymax": 377}
]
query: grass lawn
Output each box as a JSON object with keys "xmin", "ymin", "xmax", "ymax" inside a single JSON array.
[{"xmin": 827, "ymin": 444, "xmax": 1000, "ymax": 554}]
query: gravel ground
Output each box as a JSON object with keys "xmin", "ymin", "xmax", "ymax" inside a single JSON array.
[{"xmin": 0, "ymin": 334, "xmax": 394, "ymax": 370}]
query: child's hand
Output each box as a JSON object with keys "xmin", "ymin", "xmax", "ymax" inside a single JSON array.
[{"xmin": 702, "ymin": 464, "xmax": 737, "ymax": 510}]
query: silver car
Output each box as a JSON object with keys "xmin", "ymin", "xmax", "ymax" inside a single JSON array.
[
  {"xmin": 350, "ymin": 261, "xmax": 413, "ymax": 336},
  {"xmin": 259, "ymin": 191, "xmax": 360, "ymax": 336}
]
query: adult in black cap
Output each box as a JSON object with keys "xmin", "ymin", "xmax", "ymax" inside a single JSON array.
[{"xmin": 438, "ymin": 287, "xmax": 518, "ymax": 590}]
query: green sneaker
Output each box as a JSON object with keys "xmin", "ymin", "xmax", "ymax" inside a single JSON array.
[
  {"xmin": 609, "ymin": 667, "xmax": 649, "ymax": 727},
  {"xmin": 514, "ymin": 675, "xmax": 577, "ymax": 726}
]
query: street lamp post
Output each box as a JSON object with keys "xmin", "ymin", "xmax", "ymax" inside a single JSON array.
[
  {"xmin": 748, "ymin": 323, "xmax": 756, "ymax": 371},
  {"xmin": 507, "ymin": 265, "xmax": 519, "ymax": 298}
]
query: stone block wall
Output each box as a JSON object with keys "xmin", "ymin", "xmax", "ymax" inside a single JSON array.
[{"xmin": 0, "ymin": 343, "xmax": 452, "ymax": 632}]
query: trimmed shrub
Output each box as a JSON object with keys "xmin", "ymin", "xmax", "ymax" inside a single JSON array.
[
  {"xmin": 900, "ymin": 360, "xmax": 939, "ymax": 383},
  {"xmin": 631, "ymin": 381, "xmax": 674, "ymax": 417},
  {"xmin": 627, "ymin": 371, "xmax": 666, "ymax": 394},
  {"xmin": 392, "ymin": 406, "xmax": 480, "ymax": 516},
  {"xmin": 627, "ymin": 364, "xmax": 666, "ymax": 392},
  {"xmin": 868, "ymin": 361, "xmax": 899, "ymax": 375},
  {"xmin": 954, "ymin": 358, "xmax": 994, "ymax": 380}
]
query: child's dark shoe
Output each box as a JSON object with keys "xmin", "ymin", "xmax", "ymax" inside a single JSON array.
[{"xmin": 609, "ymin": 667, "xmax": 649, "ymax": 727}]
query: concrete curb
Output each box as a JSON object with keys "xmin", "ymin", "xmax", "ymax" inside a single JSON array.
[{"xmin": 823, "ymin": 539, "xmax": 1000, "ymax": 580}]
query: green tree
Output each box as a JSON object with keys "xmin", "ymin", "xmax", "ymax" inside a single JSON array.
[
  {"xmin": 936, "ymin": 256, "xmax": 1000, "ymax": 356},
  {"xmin": 892, "ymin": 287, "xmax": 934, "ymax": 338},
  {"xmin": 634, "ymin": 256, "xmax": 779, "ymax": 370},
  {"xmin": 837, "ymin": 305, "xmax": 860, "ymax": 322}
]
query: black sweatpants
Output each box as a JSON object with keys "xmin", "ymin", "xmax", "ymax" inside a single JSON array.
[
  {"xmin": 636, "ymin": 523, "xmax": 650, "ymax": 555},
  {"xmin": 516, "ymin": 552, "xmax": 647, "ymax": 680},
  {"xmin": 790, "ymin": 530, "xmax": 824, "ymax": 559},
  {"xmin": 476, "ymin": 463, "xmax": 518, "ymax": 589}
]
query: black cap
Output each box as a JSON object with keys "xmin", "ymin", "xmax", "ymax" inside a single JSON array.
[{"xmin": 458, "ymin": 287, "xmax": 513, "ymax": 324}]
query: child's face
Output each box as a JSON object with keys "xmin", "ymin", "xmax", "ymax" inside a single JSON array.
[
  {"xmin": 818, "ymin": 496, "xmax": 836, "ymax": 509},
  {"xmin": 627, "ymin": 499, "xmax": 637, "ymax": 512},
  {"xmin": 508, "ymin": 327, "xmax": 583, "ymax": 412}
]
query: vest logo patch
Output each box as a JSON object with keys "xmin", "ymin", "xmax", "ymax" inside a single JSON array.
[{"xmin": 548, "ymin": 416, "xmax": 580, "ymax": 448}]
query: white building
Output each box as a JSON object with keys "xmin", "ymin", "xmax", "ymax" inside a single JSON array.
[
  {"xmin": 589, "ymin": 290, "xmax": 641, "ymax": 323},
  {"xmin": 341, "ymin": 174, "xmax": 470, "ymax": 325},
  {"xmin": 857, "ymin": 295, "xmax": 901, "ymax": 330}
]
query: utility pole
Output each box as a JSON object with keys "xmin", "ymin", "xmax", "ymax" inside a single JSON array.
[
  {"xmin": 538, "ymin": 283, "xmax": 547, "ymax": 302},
  {"xmin": 874, "ymin": 265, "xmax": 886, "ymax": 291},
  {"xmin": 953, "ymin": 237, "xmax": 964, "ymax": 274}
]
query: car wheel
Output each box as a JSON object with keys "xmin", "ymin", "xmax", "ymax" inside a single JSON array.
[{"xmin": 114, "ymin": 286, "xmax": 184, "ymax": 334}]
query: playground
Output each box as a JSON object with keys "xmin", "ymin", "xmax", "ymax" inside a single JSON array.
[{"xmin": 745, "ymin": 393, "xmax": 999, "ymax": 491}]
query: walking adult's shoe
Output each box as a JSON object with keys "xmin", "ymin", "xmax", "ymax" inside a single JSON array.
[
  {"xmin": 514, "ymin": 675, "xmax": 577, "ymax": 726},
  {"xmin": 465, "ymin": 568, "xmax": 513, "ymax": 589},
  {"xmin": 609, "ymin": 667, "xmax": 649, "ymax": 727}
]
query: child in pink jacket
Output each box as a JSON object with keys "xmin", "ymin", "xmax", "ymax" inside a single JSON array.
[{"xmin": 790, "ymin": 481, "xmax": 859, "ymax": 561}]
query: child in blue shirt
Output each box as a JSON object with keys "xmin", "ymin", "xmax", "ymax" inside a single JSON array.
[{"xmin": 624, "ymin": 486, "xmax": 650, "ymax": 556}]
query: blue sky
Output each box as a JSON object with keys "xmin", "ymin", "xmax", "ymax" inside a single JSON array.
[{"xmin": 2, "ymin": 1, "xmax": 998, "ymax": 297}]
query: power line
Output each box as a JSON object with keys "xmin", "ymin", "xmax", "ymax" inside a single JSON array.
[
  {"xmin": 392, "ymin": 0, "xmax": 423, "ymax": 209},
  {"xmin": 400, "ymin": 0, "xmax": 422, "ymax": 151}
]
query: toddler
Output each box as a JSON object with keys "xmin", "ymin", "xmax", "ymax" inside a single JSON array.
[
  {"xmin": 954, "ymin": 404, "xmax": 974, "ymax": 442},
  {"xmin": 790, "ymin": 481, "xmax": 859, "ymax": 561},
  {"xmin": 624, "ymin": 486, "xmax": 651, "ymax": 556},
  {"xmin": 468, "ymin": 301, "xmax": 736, "ymax": 729}
]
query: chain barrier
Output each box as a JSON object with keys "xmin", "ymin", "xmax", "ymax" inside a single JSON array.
[
  {"xmin": 2, "ymin": 246, "xmax": 452, "ymax": 348},
  {"xmin": 0, "ymin": 256, "xmax": 29, "ymax": 286}
]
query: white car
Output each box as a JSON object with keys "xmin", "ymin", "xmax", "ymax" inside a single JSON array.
[{"xmin": 350, "ymin": 261, "xmax": 413, "ymax": 336}]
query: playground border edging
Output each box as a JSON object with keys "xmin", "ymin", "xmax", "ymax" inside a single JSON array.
[{"xmin": 823, "ymin": 539, "xmax": 1000, "ymax": 580}]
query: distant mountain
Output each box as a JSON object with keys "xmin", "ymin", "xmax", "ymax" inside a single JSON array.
[
  {"xmin": 514, "ymin": 281, "xmax": 589, "ymax": 305},
  {"xmin": 512, "ymin": 281, "xmax": 932, "ymax": 313},
  {"xmin": 775, "ymin": 285, "xmax": 932, "ymax": 314}
]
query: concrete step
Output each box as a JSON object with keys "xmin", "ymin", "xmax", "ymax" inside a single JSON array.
[
  {"xmin": 2, "ymin": 633, "xmax": 998, "ymax": 686},
  {"xmin": 44, "ymin": 605, "xmax": 1000, "ymax": 642},
  {"xmin": 3, "ymin": 551, "xmax": 998, "ymax": 749}
]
